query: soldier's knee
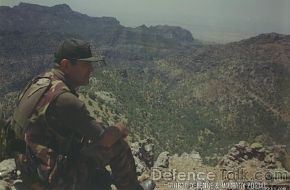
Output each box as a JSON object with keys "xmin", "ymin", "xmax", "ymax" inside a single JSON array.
[
  {"xmin": 120, "ymin": 139, "xmax": 131, "ymax": 150},
  {"xmin": 111, "ymin": 139, "xmax": 131, "ymax": 155}
]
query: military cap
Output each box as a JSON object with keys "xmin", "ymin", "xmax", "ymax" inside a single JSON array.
[{"xmin": 54, "ymin": 38, "xmax": 103, "ymax": 63}]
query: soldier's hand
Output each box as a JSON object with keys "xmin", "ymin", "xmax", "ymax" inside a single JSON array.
[
  {"xmin": 98, "ymin": 124, "xmax": 128, "ymax": 148},
  {"xmin": 115, "ymin": 122, "xmax": 129, "ymax": 138}
]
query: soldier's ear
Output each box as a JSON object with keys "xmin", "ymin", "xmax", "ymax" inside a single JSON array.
[{"xmin": 59, "ymin": 59, "xmax": 71, "ymax": 72}]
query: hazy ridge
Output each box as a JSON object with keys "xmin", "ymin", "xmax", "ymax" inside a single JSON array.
[{"xmin": 0, "ymin": 3, "xmax": 290, "ymax": 159}]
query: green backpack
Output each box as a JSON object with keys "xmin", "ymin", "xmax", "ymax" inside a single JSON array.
[{"xmin": 0, "ymin": 78, "xmax": 51, "ymax": 160}]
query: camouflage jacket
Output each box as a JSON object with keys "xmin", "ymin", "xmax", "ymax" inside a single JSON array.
[{"xmin": 12, "ymin": 68, "xmax": 105, "ymax": 189}]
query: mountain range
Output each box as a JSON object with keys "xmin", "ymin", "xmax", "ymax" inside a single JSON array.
[{"xmin": 0, "ymin": 3, "xmax": 289, "ymax": 160}]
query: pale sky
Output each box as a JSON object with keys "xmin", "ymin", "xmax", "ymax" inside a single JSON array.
[{"xmin": 1, "ymin": 0, "xmax": 290, "ymax": 43}]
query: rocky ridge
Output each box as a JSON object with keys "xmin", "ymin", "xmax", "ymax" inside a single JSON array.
[
  {"xmin": 0, "ymin": 139, "xmax": 289, "ymax": 190},
  {"xmin": 0, "ymin": 3, "xmax": 200, "ymax": 96},
  {"xmin": 219, "ymin": 141, "xmax": 289, "ymax": 170}
]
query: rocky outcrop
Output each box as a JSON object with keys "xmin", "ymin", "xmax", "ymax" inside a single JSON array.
[
  {"xmin": 130, "ymin": 138, "xmax": 155, "ymax": 175},
  {"xmin": 0, "ymin": 139, "xmax": 289, "ymax": 190},
  {"xmin": 0, "ymin": 159, "xmax": 17, "ymax": 190},
  {"xmin": 0, "ymin": 180, "xmax": 13, "ymax": 190},
  {"xmin": 153, "ymin": 151, "xmax": 169, "ymax": 168},
  {"xmin": 0, "ymin": 139, "xmax": 156, "ymax": 189},
  {"xmin": 218, "ymin": 141, "xmax": 289, "ymax": 170},
  {"xmin": 0, "ymin": 159, "xmax": 16, "ymax": 180}
]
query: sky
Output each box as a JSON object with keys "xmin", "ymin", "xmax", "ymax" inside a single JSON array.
[{"xmin": 1, "ymin": 0, "xmax": 290, "ymax": 43}]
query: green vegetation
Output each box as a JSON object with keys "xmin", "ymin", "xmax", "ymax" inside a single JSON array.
[
  {"xmin": 78, "ymin": 41, "xmax": 290, "ymax": 159},
  {"xmin": 1, "ymin": 32, "xmax": 290, "ymax": 162}
]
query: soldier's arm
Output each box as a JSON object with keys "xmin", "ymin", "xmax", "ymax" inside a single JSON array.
[
  {"xmin": 98, "ymin": 122, "xmax": 129, "ymax": 147},
  {"xmin": 47, "ymin": 92, "xmax": 124, "ymax": 147},
  {"xmin": 47, "ymin": 92, "xmax": 105, "ymax": 141}
]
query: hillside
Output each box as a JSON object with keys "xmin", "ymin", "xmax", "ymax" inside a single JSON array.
[
  {"xmin": 84, "ymin": 33, "xmax": 290, "ymax": 159},
  {"xmin": 0, "ymin": 3, "xmax": 290, "ymax": 162},
  {"xmin": 0, "ymin": 3, "xmax": 200, "ymax": 96}
]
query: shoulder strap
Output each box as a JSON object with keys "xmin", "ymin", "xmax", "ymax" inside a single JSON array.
[{"xmin": 12, "ymin": 77, "xmax": 52, "ymax": 137}]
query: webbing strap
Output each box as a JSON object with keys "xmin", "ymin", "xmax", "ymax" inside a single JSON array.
[{"xmin": 13, "ymin": 77, "xmax": 52, "ymax": 132}]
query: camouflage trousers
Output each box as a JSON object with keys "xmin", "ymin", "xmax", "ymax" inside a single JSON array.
[
  {"xmin": 15, "ymin": 139, "xmax": 140, "ymax": 190},
  {"xmin": 80, "ymin": 139, "xmax": 140, "ymax": 190}
]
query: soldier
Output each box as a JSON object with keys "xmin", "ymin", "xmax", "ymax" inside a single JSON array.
[{"xmin": 11, "ymin": 39, "xmax": 155, "ymax": 190}]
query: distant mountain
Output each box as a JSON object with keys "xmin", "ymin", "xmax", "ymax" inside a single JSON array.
[
  {"xmin": 0, "ymin": 3, "xmax": 120, "ymax": 35},
  {"xmin": 1, "ymin": 3, "xmax": 290, "ymax": 158},
  {"xmin": 0, "ymin": 3, "xmax": 196, "ymax": 47},
  {"xmin": 0, "ymin": 3, "xmax": 201, "ymax": 95}
]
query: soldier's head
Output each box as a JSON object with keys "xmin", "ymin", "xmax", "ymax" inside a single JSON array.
[{"xmin": 54, "ymin": 38, "xmax": 103, "ymax": 87}]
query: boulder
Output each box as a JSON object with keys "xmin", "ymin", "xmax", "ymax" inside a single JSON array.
[
  {"xmin": 130, "ymin": 139, "xmax": 155, "ymax": 176},
  {"xmin": 0, "ymin": 159, "xmax": 16, "ymax": 180},
  {"xmin": 250, "ymin": 142, "xmax": 263, "ymax": 150},
  {"xmin": 0, "ymin": 180, "xmax": 13, "ymax": 190},
  {"xmin": 154, "ymin": 151, "xmax": 169, "ymax": 168}
]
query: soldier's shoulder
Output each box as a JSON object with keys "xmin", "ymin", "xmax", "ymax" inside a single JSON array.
[{"xmin": 54, "ymin": 92, "xmax": 84, "ymax": 109}]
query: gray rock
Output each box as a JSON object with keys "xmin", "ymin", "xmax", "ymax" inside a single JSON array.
[
  {"xmin": 245, "ymin": 147, "xmax": 253, "ymax": 154},
  {"xmin": 250, "ymin": 142, "xmax": 263, "ymax": 150},
  {"xmin": 130, "ymin": 139, "xmax": 155, "ymax": 176},
  {"xmin": 266, "ymin": 164, "xmax": 277, "ymax": 169},
  {"xmin": 229, "ymin": 149, "xmax": 240, "ymax": 158},
  {"xmin": 154, "ymin": 152, "xmax": 169, "ymax": 168},
  {"xmin": 230, "ymin": 147, "xmax": 238, "ymax": 152},
  {"xmin": 0, "ymin": 180, "xmax": 13, "ymax": 190},
  {"xmin": 0, "ymin": 159, "xmax": 16, "ymax": 180},
  {"xmin": 257, "ymin": 147, "xmax": 266, "ymax": 153},
  {"xmin": 237, "ymin": 141, "xmax": 248, "ymax": 148},
  {"xmin": 189, "ymin": 151, "xmax": 202, "ymax": 161},
  {"xmin": 134, "ymin": 156, "xmax": 147, "ymax": 174},
  {"xmin": 227, "ymin": 155, "xmax": 236, "ymax": 161},
  {"xmin": 265, "ymin": 153, "xmax": 276, "ymax": 164},
  {"xmin": 130, "ymin": 139, "xmax": 155, "ymax": 168}
]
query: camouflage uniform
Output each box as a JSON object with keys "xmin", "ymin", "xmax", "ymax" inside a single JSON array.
[{"xmin": 12, "ymin": 68, "xmax": 140, "ymax": 190}]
